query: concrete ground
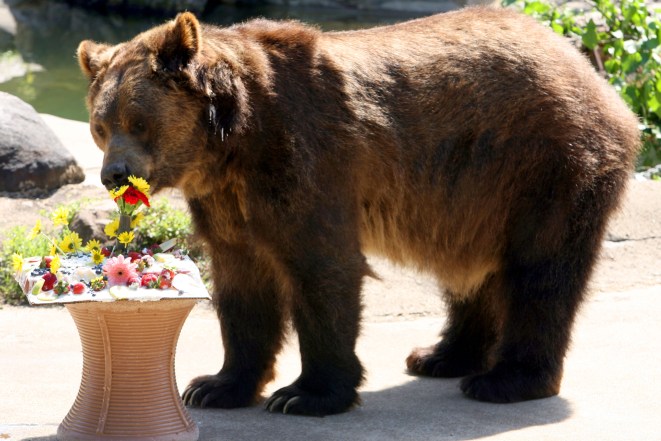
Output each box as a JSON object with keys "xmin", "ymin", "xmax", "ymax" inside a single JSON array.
[{"xmin": 0, "ymin": 115, "xmax": 660, "ymax": 440}]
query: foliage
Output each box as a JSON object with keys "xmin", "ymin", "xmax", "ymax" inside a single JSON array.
[
  {"xmin": 504, "ymin": 0, "xmax": 661, "ymax": 168},
  {"xmin": 133, "ymin": 199, "xmax": 193, "ymax": 249},
  {"xmin": 0, "ymin": 226, "xmax": 51, "ymax": 305}
]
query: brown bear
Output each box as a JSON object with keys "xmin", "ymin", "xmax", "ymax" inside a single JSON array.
[{"xmin": 77, "ymin": 8, "xmax": 640, "ymax": 416}]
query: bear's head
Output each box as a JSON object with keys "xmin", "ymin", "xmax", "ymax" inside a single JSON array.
[{"xmin": 77, "ymin": 12, "xmax": 249, "ymax": 197}]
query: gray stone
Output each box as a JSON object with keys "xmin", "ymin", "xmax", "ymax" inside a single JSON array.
[
  {"xmin": 0, "ymin": 91, "xmax": 84, "ymax": 195},
  {"xmin": 70, "ymin": 200, "xmax": 117, "ymax": 245}
]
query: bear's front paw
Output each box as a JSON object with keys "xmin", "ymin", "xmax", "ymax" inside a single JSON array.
[
  {"xmin": 182, "ymin": 374, "xmax": 258, "ymax": 408},
  {"xmin": 264, "ymin": 382, "xmax": 359, "ymax": 416},
  {"xmin": 460, "ymin": 364, "xmax": 561, "ymax": 403}
]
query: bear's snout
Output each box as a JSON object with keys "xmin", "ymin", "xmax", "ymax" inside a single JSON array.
[{"xmin": 101, "ymin": 161, "xmax": 132, "ymax": 190}]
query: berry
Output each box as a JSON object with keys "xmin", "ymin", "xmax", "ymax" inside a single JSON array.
[
  {"xmin": 101, "ymin": 247, "xmax": 112, "ymax": 257},
  {"xmin": 42, "ymin": 273, "xmax": 57, "ymax": 291},
  {"xmin": 141, "ymin": 273, "xmax": 159, "ymax": 288},
  {"xmin": 72, "ymin": 282, "xmax": 86, "ymax": 295},
  {"xmin": 53, "ymin": 280, "xmax": 70, "ymax": 295}
]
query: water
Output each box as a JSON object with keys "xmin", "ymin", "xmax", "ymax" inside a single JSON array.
[{"xmin": 0, "ymin": 3, "xmax": 424, "ymax": 122}]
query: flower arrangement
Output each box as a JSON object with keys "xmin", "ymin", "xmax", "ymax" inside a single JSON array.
[{"xmin": 11, "ymin": 176, "xmax": 206, "ymax": 303}]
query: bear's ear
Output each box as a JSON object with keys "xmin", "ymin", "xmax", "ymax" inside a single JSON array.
[
  {"xmin": 77, "ymin": 40, "xmax": 114, "ymax": 81},
  {"xmin": 156, "ymin": 12, "xmax": 202, "ymax": 72}
]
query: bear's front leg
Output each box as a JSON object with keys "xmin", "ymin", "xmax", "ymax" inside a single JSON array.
[
  {"xmin": 265, "ymin": 246, "xmax": 368, "ymax": 416},
  {"xmin": 182, "ymin": 244, "xmax": 286, "ymax": 408}
]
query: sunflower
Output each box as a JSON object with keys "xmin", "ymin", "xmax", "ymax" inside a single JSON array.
[
  {"xmin": 118, "ymin": 231, "xmax": 135, "ymax": 246},
  {"xmin": 109, "ymin": 185, "xmax": 129, "ymax": 200},
  {"xmin": 104, "ymin": 218, "xmax": 120, "ymax": 238},
  {"xmin": 11, "ymin": 253, "xmax": 23, "ymax": 272},
  {"xmin": 52, "ymin": 207, "xmax": 69, "ymax": 227},
  {"xmin": 130, "ymin": 212, "xmax": 144, "ymax": 228},
  {"xmin": 91, "ymin": 249, "xmax": 105, "ymax": 265},
  {"xmin": 85, "ymin": 239, "xmax": 102, "ymax": 253},
  {"xmin": 59, "ymin": 232, "xmax": 82, "ymax": 253},
  {"xmin": 28, "ymin": 219, "xmax": 42, "ymax": 240},
  {"xmin": 128, "ymin": 175, "xmax": 150, "ymax": 196},
  {"xmin": 50, "ymin": 254, "xmax": 61, "ymax": 274}
]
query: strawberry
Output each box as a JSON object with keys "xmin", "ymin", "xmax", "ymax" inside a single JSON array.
[
  {"xmin": 53, "ymin": 280, "xmax": 70, "ymax": 295},
  {"xmin": 42, "ymin": 273, "xmax": 57, "ymax": 291},
  {"xmin": 158, "ymin": 277, "xmax": 172, "ymax": 289},
  {"xmin": 101, "ymin": 247, "xmax": 112, "ymax": 257},
  {"xmin": 42, "ymin": 256, "xmax": 53, "ymax": 269},
  {"xmin": 72, "ymin": 282, "xmax": 86, "ymax": 295},
  {"xmin": 141, "ymin": 273, "xmax": 159, "ymax": 288}
]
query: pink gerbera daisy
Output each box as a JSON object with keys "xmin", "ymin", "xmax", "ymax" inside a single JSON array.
[{"xmin": 102, "ymin": 255, "xmax": 139, "ymax": 287}]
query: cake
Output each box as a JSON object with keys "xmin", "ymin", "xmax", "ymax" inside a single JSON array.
[
  {"xmin": 14, "ymin": 246, "xmax": 210, "ymax": 305},
  {"xmin": 13, "ymin": 175, "xmax": 210, "ymax": 305}
]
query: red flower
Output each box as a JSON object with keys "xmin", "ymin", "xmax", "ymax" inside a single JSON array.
[{"xmin": 120, "ymin": 187, "xmax": 150, "ymax": 207}]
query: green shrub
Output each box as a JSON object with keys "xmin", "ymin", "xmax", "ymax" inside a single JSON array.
[
  {"xmin": 0, "ymin": 226, "xmax": 51, "ymax": 305},
  {"xmin": 134, "ymin": 198, "xmax": 193, "ymax": 249},
  {"xmin": 504, "ymin": 0, "xmax": 661, "ymax": 169}
]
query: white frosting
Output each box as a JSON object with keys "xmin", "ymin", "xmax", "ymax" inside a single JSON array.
[{"xmin": 15, "ymin": 252, "xmax": 210, "ymax": 305}]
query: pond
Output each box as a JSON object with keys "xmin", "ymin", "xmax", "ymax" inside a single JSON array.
[{"xmin": 0, "ymin": 2, "xmax": 425, "ymax": 123}]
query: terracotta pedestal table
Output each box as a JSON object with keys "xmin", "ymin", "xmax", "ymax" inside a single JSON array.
[{"xmin": 57, "ymin": 299, "xmax": 199, "ymax": 441}]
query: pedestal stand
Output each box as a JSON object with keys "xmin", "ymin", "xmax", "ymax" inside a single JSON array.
[{"xmin": 57, "ymin": 299, "xmax": 198, "ymax": 441}]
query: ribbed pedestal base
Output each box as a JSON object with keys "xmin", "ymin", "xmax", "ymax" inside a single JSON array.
[{"xmin": 58, "ymin": 299, "xmax": 199, "ymax": 441}]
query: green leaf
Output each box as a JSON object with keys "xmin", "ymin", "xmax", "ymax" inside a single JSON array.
[
  {"xmin": 582, "ymin": 19, "xmax": 599, "ymax": 50},
  {"xmin": 621, "ymin": 51, "xmax": 643, "ymax": 73},
  {"xmin": 551, "ymin": 22, "xmax": 564, "ymax": 34}
]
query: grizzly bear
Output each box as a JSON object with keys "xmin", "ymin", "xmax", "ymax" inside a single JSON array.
[{"xmin": 77, "ymin": 8, "xmax": 640, "ymax": 416}]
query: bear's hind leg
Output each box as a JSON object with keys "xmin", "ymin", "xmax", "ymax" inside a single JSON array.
[
  {"xmin": 182, "ymin": 245, "xmax": 286, "ymax": 409},
  {"xmin": 461, "ymin": 214, "xmax": 603, "ymax": 403}
]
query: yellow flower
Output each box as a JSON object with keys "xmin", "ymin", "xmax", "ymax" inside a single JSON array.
[
  {"xmin": 85, "ymin": 239, "xmax": 102, "ymax": 253},
  {"xmin": 128, "ymin": 175, "xmax": 150, "ymax": 196},
  {"xmin": 59, "ymin": 231, "xmax": 82, "ymax": 253},
  {"xmin": 50, "ymin": 255, "xmax": 61, "ymax": 274},
  {"xmin": 104, "ymin": 218, "xmax": 120, "ymax": 238},
  {"xmin": 52, "ymin": 207, "xmax": 69, "ymax": 227},
  {"xmin": 130, "ymin": 212, "xmax": 144, "ymax": 228},
  {"xmin": 11, "ymin": 253, "xmax": 23, "ymax": 272},
  {"xmin": 28, "ymin": 219, "xmax": 42, "ymax": 240},
  {"xmin": 118, "ymin": 231, "xmax": 135, "ymax": 246},
  {"xmin": 91, "ymin": 249, "xmax": 105, "ymax": 265},
  {"xmin": 49, "ymin": 243, "xmax": 57, "ymax": 256},
  {"xmin": 109, "ymin": 185, "xmax": 129, "ymax": 200}
]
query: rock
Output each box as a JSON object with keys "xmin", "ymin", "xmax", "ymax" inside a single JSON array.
[
  {"xmin": 0, "ymin": 92, "xmax": 85, "ymax": 196},
  {"xmin": 70, "ymin": 200, "xmax": 117, "ymax": 245}
]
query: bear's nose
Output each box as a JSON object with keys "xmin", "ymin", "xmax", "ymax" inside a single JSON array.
[{"xmin": 101, "ymin": 162, "xmax": 131, "ymax": 189}]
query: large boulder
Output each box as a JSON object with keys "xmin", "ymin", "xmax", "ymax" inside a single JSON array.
[{"xmin": 0, "ymin": 92, "xmax": 84, "ymax": 195}]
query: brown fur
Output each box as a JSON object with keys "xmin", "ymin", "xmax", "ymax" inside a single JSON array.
[{"xmin": 78, "ymin": 8, "xmax": 640, "ymax": 415}]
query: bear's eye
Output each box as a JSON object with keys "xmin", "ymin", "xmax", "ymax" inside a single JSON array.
[
  {"xmin": 131, "ymin": 121, "xmax": 146, "ymax": 135},
  {"xmin": 94, "ymin": 124, "xmax": 106, "ymax": 139}
]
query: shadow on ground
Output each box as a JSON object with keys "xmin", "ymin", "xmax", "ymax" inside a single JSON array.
[{"xmin": 189, "ymin": 377, "xmax": 570, "ymax": 441}]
